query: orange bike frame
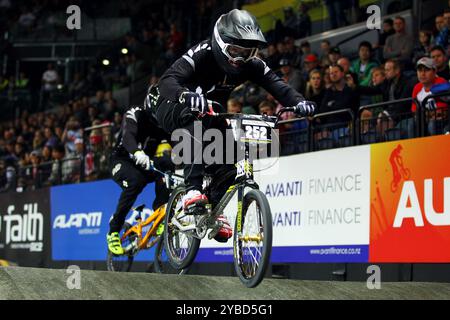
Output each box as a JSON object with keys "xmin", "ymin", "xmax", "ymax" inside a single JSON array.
[{"xmin": 121, "ymin": 205, "xmax": 166, "ymax": 250}]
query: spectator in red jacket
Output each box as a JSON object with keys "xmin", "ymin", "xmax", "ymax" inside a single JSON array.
[{"xmin": 411, "ymin": 57, "xmax": 448, "ymax": 135}]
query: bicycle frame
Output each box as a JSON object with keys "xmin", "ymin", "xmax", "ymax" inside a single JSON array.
[
  {"xmin": 121, "ymin": 205, "xmax": 165, "ymax": 251},
  {"xmin": 194, "ymin": 110, "xmax": 276, "ymax": 237},
  {"xmin": 121, "ymin": 171, "xmax": 184, "ymax": 253}
]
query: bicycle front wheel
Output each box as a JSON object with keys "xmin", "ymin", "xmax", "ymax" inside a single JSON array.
[
  {"xmin": 153, "ymin": 237, "xmax": 190, "ymax": 275},
  {"xmin": 164, "ymin": 187, "xmax": 201, "ymax": 270},
  {"xmin": 234, "ymin": 189, "xmax": 272, "ymax": 288}
]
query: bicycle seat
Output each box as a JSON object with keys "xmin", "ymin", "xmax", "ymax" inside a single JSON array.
[{"xmin": 134, "ymin": 204, "xmax": 146, "ymax": 212}]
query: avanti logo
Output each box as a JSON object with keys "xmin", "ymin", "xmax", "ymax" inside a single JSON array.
[{"xmin": 53, "ymin": 212, "xmax": 102, "ymax": 229}]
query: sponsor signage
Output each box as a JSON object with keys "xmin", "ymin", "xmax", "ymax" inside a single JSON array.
[
  {"xmin": 51, "ymin": 179, "xmax": 157, "ymax": 261},
  {"xmin": 0, "ymin": 188, "xmax": 51, "ymax": 267},
  {"xmin": 196, "ymin": 146, "xmax": 371, "ymax": 263},
  {"xmin": 370, "ymin": 135, "xmax": 450, "ymax": 262}
]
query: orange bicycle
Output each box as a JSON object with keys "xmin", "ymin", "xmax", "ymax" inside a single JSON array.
[{"xmin": 106, "ymin": 168, "xmax": 188, "ymax": 274}]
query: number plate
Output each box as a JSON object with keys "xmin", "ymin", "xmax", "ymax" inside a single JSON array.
[{"xmin": 241, "ymin": 120, "xmax": 273, "ymax": 144}]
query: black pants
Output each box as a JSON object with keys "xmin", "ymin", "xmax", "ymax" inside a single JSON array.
[
  {"xmin": 109, "ymin": 156, "xmax": 171, "ymax": 233},
  {"xmin": 155, "ymin": 98, "xmax": 236, "ymax": 207}
]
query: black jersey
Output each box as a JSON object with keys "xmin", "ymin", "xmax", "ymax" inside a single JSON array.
[
  {"xmin": 156, "ymin": 40, "xmax": 305, "ymax": 107},
  {"xmin": 113, "ymin": 106, "xmax": 169, "ymax": 159}
]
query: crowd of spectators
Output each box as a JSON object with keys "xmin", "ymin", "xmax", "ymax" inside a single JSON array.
[
  {"xmin": 0, "ymin": 89, "xmax": 121, "ymax": 193},
  {"xmin": 225, "ymin": 12, "xmax": 450, "ymax": 149},
  {"xmin": 1, "ymin": 4, "xmax": 450, "ymax": 193}
]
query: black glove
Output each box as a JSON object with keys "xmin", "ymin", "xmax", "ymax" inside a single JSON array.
[
  {"xmin": 179, "ymin": 91, "xmax": 208, "ymax": 115},
  {"xmin": 293, "ymin": 100, "xmax": 316, "ymax": 117}
]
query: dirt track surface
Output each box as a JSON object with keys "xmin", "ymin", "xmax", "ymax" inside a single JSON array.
[{"xmin": 1, "ymin": 267, "xmax": 450, "ymax": 300}]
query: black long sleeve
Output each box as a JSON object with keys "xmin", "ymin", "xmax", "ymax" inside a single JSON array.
[
  {"xmin": 121, "ymin": 106, "xmax": 142, "ymax": 155},
  {"xmin": 114, "ymin": 106, "xmax": 168, "ymax": 159},
  {"xmin": 157, "ymin": 40, "xmax": 305, "ymax": 108}
]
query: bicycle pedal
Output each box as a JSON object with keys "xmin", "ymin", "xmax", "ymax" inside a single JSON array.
[
  {"xmin": 208, "ymin": 228, "xmax": 219, "ymax": 240},
  {"xmin": 207, "ymin": 224, "xmax": 220, "ymax": 240}
]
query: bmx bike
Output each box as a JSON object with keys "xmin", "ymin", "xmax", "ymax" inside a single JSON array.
[{"xmin": 163, "ymin": 102, "xmax": 294, "ymax": 287}]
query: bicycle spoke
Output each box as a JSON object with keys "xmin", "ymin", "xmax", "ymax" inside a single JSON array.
[{"xmin": 239, "ymin": 199, "xmax": 265, "ymax": 278}]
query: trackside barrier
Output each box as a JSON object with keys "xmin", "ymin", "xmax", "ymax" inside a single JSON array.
[
  {"xmin": 311, "ymin": 108, "xmax": 355, "ymax": 151},
  {"xmin": 357, "ymin": 98, "xmax": 420, "ymax": 145}
]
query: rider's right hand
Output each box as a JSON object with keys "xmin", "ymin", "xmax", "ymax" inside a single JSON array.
[
  {"xmin": 293, "ymin": 100, "xmax": 316, "ymax": 117},
  {"xmin": 134, "ymin": 150, "xmax": 151, "ymax": 170},
  {"xmin": 179, "ymin": 91, "xmax": 208, "ymax": 115}
]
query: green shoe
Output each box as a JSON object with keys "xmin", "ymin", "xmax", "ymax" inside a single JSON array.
[
  {"xmin": 156, "ymin": 223, "xmax": 164, "ymax": 236},
  {"xmin": 107, "ymin": 232, "xmax": 124, "ymax": 255}
]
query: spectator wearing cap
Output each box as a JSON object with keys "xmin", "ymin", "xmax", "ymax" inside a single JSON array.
[
  {"xmin": 328, "ymin": 47, "xmax": 342, "ymax": 65},
  {"xmin": 412, "ymin": 57, "xmax": 448, "ymax": 135},
  {"xmin": 430, "ymin": 45, "xmax": 450, "ymax": 80},
  {"xmin": 302, "ymin": 54, "xmax": 320, "ymax": 81},
  {"xmin": 278, "ymin": 57, "xmax": 305, "ymax": 94},
  {"xmin": 383, "ymin": 16, "xmax": 414, "ymax": 66}
]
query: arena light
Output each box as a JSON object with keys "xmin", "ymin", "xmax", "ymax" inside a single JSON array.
[
  {"xmin": 102, "ymin": 59, "xmax": 110, "ymax": 66},
  {"xmin": 121, "ymin": 48, "xmax": 128, "ymax": 55}
]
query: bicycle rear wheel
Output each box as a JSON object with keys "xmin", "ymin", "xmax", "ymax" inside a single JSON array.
[
  {"xmin": 164, "ymin": 187, "xmax": 201, "ymax": 270},
  {"xmin": 153, "ymin": 237, "xmax": 190, "ymax": 275},
  {"xmin": 106, "ymin": 223, "xmax": 135, "ymax": 272},
  {"xmin": 233, "ymin": 189, "xmax": 272, "ymax": 288}
]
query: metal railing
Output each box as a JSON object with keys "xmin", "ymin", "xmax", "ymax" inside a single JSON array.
[
  {"xmin": 16, "ymin": 156, "xmax": 82, "ymax": 191},
  {"xmin": 357, "ymin": 98, "xmax": 420, "ymax": 145},
  {"xmin": 311, "ymin": 108, "xmax": 355, "ymax": 151},
  {"xmin": 278, "ymin": 117, "xmax": 311, "ymax": 156},
  {"xmin": 2, "ymin": 93, "xmax": 450, "ymax": 193}
]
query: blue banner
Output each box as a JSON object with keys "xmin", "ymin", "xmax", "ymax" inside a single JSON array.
[
  {"xmin": 51, "ymin": 179, "xmax": 157, "ymax": 261},
  {"xmin": 195, "ymin": 245, "xmax": 369, "ymax": 263}
]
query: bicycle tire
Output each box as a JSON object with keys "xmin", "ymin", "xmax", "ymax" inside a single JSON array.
[
  {"xmin": 164, "ymin": 186, "xmax": 201, "ymax": 270},
  {"xmin": 106, "ymin": 223, "xmax": 135, "ymax": 272},
  {"xmin": 233, "ymin": 189, "xmax": 272, "ymax": 288},
  {"xmin": 153, "ymin": 237, "xmax": 190, "ymax": 275}
]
